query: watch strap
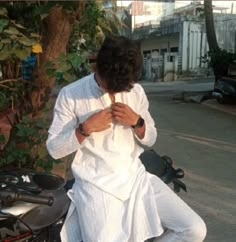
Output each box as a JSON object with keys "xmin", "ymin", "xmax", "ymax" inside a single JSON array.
[
  {"xmin": 78, "ymin": 123, "xmax": 90, "ymax": 137},
  {"xmin": 131, "ymin": 116, "xmax": 145, "ymax": 129}
]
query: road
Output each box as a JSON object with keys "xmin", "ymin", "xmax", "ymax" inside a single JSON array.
[{"xmin": 145, "ymin": 87, "xmax": 236, "ymax": 242}]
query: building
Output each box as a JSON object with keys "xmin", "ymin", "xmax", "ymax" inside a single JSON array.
[{"xmin": 126, "ymin": 1, "xmax": 236, "ymax": 81}]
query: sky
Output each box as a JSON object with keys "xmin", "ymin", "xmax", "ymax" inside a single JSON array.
[{"xmin": 117, "ymin": 0, "xmax": 236, "ymax": 13}]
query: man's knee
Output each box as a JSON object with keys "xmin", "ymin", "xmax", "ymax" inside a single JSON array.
[{"xmin": 187, "ymin": 218, "xmax": 207, "ymax": 241}]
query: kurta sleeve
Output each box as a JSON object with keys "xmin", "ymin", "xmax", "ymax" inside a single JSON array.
[
  {"xmin": 135, "ymin": 87, "xmax": 157, "ymax": 147},
  {"xmin": 46, "ymin": 87, "xmax": 82, "ymax": 159}
]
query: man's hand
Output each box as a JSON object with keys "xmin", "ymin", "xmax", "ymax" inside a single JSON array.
[
  {"xmin": 83, "ymin": 108, "xmax": 112, "ymax": 135},
  {"xmin": 111, "ymin": 102, "xmax": 139, "ymax": 126}
]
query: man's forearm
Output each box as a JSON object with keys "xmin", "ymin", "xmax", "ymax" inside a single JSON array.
[{"xmin": 133, "ymin": 124, "xmax": 145, "ymax": 139}]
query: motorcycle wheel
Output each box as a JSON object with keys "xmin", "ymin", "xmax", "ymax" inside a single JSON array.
[
  {"xmin": 217, "ymin": 95, "xmax": 233, "ymax": 104},
  {"xmin": 217, "ymin": 96, "xmax": 226, "ymax": 104}
]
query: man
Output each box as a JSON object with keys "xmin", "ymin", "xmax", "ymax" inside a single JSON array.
[{"xmin": 47, "ymin": 36, "xmax": 206, "ymax": 242}]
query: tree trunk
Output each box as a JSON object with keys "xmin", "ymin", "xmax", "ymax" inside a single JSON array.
[
  {"xmin": 30, "ymin": 5, "xmax": 76, "ymax": 112},
  {"xmin": 30, "ymin": 6, "xmax": 74, "ymax": 112},
  {"xmin": 204, "ymin": 0, "xmax": 218, "ymax": 50},
  {"xmin": 204, "ymin": 0, "xmax": 223, "ymax": 81}
]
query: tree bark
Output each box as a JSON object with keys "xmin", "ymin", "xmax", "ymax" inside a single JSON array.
[
  {"xmin": 204, "ymin": 0, "xmax": 218, "ymax": 50},
  {"xmin": 30, "ymin": 5, "xmax": 75, "ymax": 112}
]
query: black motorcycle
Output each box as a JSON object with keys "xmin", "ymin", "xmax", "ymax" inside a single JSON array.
[
  {"xmin": 212, "ymin": 76, "xmax": 236, "ymax": 104},
  {"xmin": 0, "ymin": 149, "xmax": 186, "ymax": 242}
]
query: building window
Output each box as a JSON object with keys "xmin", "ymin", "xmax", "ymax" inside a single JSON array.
[
  {"xmin": 170, "ymin": 47, "xmax": 179, "ymax": 52},
  {"xmin": 168, "ymin": 55, "xmax": 175, "ymax": 62},
  {"xmin": 143, "ymin": 50, "xmax": 151, "ymax": 57},
  {"xmin": 160, "ymin": 48, "xmax": 167, "ymax": 54}
]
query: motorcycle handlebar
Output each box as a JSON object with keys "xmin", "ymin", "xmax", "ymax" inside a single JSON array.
[{"xmin": 0, "ymin": 190, "xmax": 54, "ymax": 206}]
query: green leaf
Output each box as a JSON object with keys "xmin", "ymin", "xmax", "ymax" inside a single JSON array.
[
  {"xmin": 18, "ymin": 36, "xmax": 36, "ymax": 46},
  {"xmin": 63, "ymin": 72, "xmax": 76, "ymax": 82},
  {"xmin": 56, "ymin": 62, "xmax": 71, "ymax": 73},
  {"xmin": 30, "ymin": 33, "xmax": 41, "ymax": 38},
  {"xmin": 4, "ymin": 26, "xmax": 20, "ymax": 35},
  {"xmin": 40, "ymin": 13, "xmax": 49, "ymax": 20},
  {"xmin": 14, "ymin": 48, "xmax": 31, "ymax": 60},
  {"xmin": 0, "ymin": 8, "xmax": 8, "ymax": 18},
  {"xmin": 9, "ymin": 34, "xmax": 18, "ymax": 40},
  {"xmin": 46, "ymin": 68, "xmax": 56, "ymax": 78},
  {"xmin": 57, "ymin": 53, "xmax": 67, "ymax": 62},
  {"xmin": 17, "ymin": 129, "xmax": 26, "ymax": 137},
  {"xmin": 0, "ymin": 135, "xmax": 5, "ymax": 144},
  {"xmin": 11, "ymin": 20, "xmax": 26, "ymax": 29},
  {"xmin": 0, "ymin": 48, "xmax": 11, "ymax": 60},
  {"xmin": 7, "ymin": 154, "xmax": 15, "ymax": 163},
  {"xmin": 38, "ymin": 146, "xmax": 47, "ymax": 159},
  {"xmin": 1, "ymin": 38, "xmax": 11, "ymax": 44},
  {"xmin": 45, "ymin": 61, "xmax": 54, "ymax": 69},
  {"xmin": 0, "ymin": 18, "xmax": 9, "ymax": 33},
  {"xmin": 69, "ymin": 54, "xmax": 83, "ymax": 70}
]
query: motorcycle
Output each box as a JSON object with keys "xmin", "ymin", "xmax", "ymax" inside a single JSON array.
[
  {"xmin": 212, "ymin": 76, "xmax": 236, "ymax": 104},
  {"xmin": 0, "ymin": 149, "xmax": 187, "ymax": 242},
  {"xmin": 210, "ymin": 63, "xmax": 236, "ymax": 104}
]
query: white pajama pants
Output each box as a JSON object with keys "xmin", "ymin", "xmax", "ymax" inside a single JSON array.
[
  {"xmin": 152, "ymin": 176, "xmax": 207, "ymax": 242},
  {"xmin": 61, "ymin": 173, "xmax": 207, "ymax": 242}
]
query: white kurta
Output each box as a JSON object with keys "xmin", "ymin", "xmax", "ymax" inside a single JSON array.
[{"xmin": 46, "ymin": 73, "xmax": 164, "ymax": 242}]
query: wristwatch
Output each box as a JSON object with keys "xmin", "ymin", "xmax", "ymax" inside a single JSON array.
[
  {"xmin": 78, "ymin": 123, "xmax": 90, "ymax": 137},
  {"xmin": 131, "ymin": 116, "xmax": 145, "ymax": 129}
]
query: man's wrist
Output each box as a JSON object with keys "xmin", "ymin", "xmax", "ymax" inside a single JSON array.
[
  {"xmin": 78, "ymin": 123, "xmax": 90, "ymax": 137},
  {"xmin": 131, "ymin": 116, "xmax": 145, "ymax": 129}
]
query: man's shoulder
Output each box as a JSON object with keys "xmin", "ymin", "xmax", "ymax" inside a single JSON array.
[
  {"xmin": 63, "ymin": 73, "xmax": 94, "ymax": 93},
  {"xmin": 132, "ymin": 82, "xmax": 145, "ymax": 95}
]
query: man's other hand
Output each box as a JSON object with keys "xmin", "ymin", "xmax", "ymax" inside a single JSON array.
[
  {"xmin": 83, "ymin": 108, "xmax": 112, "ymax": 134},
  {"xmin": 111, "ymin": 102, "xmax": 139, "ymax": 127}
]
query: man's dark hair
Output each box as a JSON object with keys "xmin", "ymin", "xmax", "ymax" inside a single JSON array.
[{"xmin": 96, "ymin": 35, "xmax": 143, "ymax": 93}]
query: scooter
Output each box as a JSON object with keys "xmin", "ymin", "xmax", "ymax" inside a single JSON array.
[{"xmin": 0, "ymin": 149, "xmax": 186, "ymax": 242}]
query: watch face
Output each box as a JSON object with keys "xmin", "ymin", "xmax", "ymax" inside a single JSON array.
[{"xmin": 137, "ymin": 117, "xmax": 144, "ymax": 128}]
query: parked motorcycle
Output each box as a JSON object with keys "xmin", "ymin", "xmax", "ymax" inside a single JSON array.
[
  {"xmin": 212, "ymin": 76, "xmax": 236, "ymax": 104},
  {"xmin": 0, "ymin": 149, "xmax": 186, "ymax": 242}
]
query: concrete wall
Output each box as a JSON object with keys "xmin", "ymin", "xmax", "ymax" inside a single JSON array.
[
  {"xmin": 141, "ymin": 34, "xmax": 179, "ymax": 52},
  {"xmin": 181, "ymin": 21, "xmax": 208, "ymax": 73},
  {"xmin": 214, "ymin": 14, "xmax": 236, "ymax": 53}
]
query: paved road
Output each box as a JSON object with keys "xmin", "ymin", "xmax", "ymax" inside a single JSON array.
[
  {"xmin": 141, "ymin": 78, "xmax": 215, "ymax": 94},
  {"xmin": 144, "ymin": 85, "xmax": 236, "ymax": 242}
]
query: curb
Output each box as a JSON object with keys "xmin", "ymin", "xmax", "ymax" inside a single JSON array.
[{"xmin": 202, "ymin": 100, "xmax": 236, "ymax": 117}]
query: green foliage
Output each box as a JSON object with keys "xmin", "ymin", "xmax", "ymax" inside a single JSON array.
[
  {"xmin": 208, "ymin": 48, "xmax": 236, "ymax": 67},
  {"xmin": 73, "ymin": 1, "xmax": 124, "ymax": 52},
  {"xmin": 79, "ymin": 1, "xmax": 105, "ymax": 43},
  {"xmin": 46, "ymin": 52, "xmax": 91, "ymax": 84},
  {"xmin": 0, "ymin": 78, "xmax": 29, "ymax": 112},
  {"xmin": 0, "ymin": 7, "xmax": 39, "ymax": 111},
  {"xmin": 0, "ymin": 92, "xmax": 9, "ymax": 111},
  {"xmin": 0, "ymin": 7, "xmax": 38, "ymax": 63},
  {"xmin": 0, "ymin": 1, "xmax": 125, "ymax": 172},
  {"xmin": 202, "ymin": 48, "xmax": 236, "ymax": 77},
  {"xmin": 0, "ymin": 113, "xmax": 61, "ymax": 171}
]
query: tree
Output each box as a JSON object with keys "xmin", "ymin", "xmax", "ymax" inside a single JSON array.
[
  {"xmin": 204, "ymin": 0, "xmax": 218, "ymax": 50},
  {"xmin": 0, "ymin": 0, "xmax": 125, "ymax": 170},
  {"xmin": 21, "ymin": 0, "xmax": 122, "ymax": 113},
  {"xmin": 203, "ymin": 0, "xmax": 236, "ymax": 81}
]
